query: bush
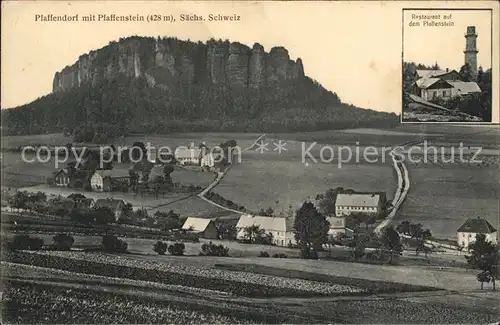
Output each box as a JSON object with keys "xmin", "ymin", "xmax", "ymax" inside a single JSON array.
[
  {"xmin": 52, "ymin": 233, "xmax": 74, "ymax": 251},
  {"xmin": 153, "ymin": 241, "xmax": 169, "ymax": 255},
  {"xmin": 168, "ymin": 242, "xmax": 185, "ymax": 256},
  {"xmin": 299, "ymin": 246, "xmax": 318, "ymax": 259},
  {"xmin": 101, "ymin": 235, "xmax": 128, "ymax": 253},
  {"xmin": 259, "ymin": 251, "xmax": 270, "ymax": 257},
  {"xmin": 200, "ymin": 242, "xmax": 229, "ymax": 257},
  {"xmin": 9, "ymin": 235, "xmax": 44, "ymax": 251},
  {"xmin": 272, "ymin": 253, "xmax": 288, "ymax": 258}
]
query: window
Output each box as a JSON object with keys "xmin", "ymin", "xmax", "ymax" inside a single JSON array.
[{"xmin": 442, "ymin": 91, "xmax": 447, "ymax": 97}]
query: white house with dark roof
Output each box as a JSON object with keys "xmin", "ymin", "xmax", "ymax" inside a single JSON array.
[
  {"xmin": 236, "ymin": 214, "xmax": 296, "ymax": 247},
  {"xmin": 90, "ymin": 169, "xmax": 130, "ymax": 192},
  {"xmin": 335, "ymin": 193, "xmax": 382, "ymax": 217},
  {"xmin": 325, "ymin": 216, "xmax": 354, "ymax": 239},
  {"xmin": 457, "ymin": 217, "xmax": 497, "ymax": 248},
  {"xmin": 181, "ymin": 217, "xmax": 218, "ymax": 239},
  {"xmin": 54, "ymin": 169, "xmax": 70, "ymax": 187},
  {"xmin": 174, "ymin": 146, "xmax": 204, "ymax": 166}
]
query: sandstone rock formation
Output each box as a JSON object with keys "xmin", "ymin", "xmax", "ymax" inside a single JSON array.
[{"xmin": 52, "ymin": 36, "xmax": 305, "ymax": 93}]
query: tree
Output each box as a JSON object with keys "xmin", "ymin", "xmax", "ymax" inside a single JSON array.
[
  {"xmin": 101, "ymin": 235, "xmax": 128, "ymax": 253},
  {"xmin": 258, "ymin": 207, "xmax": 274, "ymax": 217},
  {"xmin": 459, "ymin": 63, "xmax": 474, "ymax": 82},
  {"xmin": 153, "ymin": 241, "xmax": 168, "ymax": 255},
  {"xmin": 52, "ymin": 233, "xmax": 74, "ymax": 250},
  {"xmin": 168, "ymin": 242, "xmax": 185, "ymax": 256},
  {"xmin": 380, "ymin": 226, "xmax": 402, "ymax": 264},
  {"xmin": 163, "ymin": 165, "xmax": 175, "ymax": 186},
  {"xmin": 91, "ymin": 206, "xmax": 115, "ymax": 225},
  {"xmin": 466, "ymin": 234, "xmax": 498, "ymax": 291},
  {"xmin": 154, "ymin": 210, "xmax": 183, "ymax": 231},
  {"xmin": 293, "ymin": 201, "xmax": 329, "ymax": 256},
  {"xmin": 317, "ymin": 187, "xmax": 343, "ymax": 216},
  {"xmin": 10, "ymin": 191, "xmax": 30, "ymax": 209},
  {"xmin": 431, "ymin": 62, "xmax": 441, "ymax": 70},
  {"xmin": 242, "ymin": 225, "xmax": 266, "ymax": 243},
  {"xmin": 131, "ymin": 141, "xmax": 147, "ymax": 161},
  {"xmin": 477, "ymin": 66, "xmax": 484, "ymax": 83},
  {"xmin": 477, "ymin": 271, "xmax": 491, "ymax": 290},
  {"xmin": 349, "ymin": 233, "xmax": 369, "ymax": 261}
]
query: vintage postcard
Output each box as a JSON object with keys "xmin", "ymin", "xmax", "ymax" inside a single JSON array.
[
  {"xmin": 1, "ymin": 1, "xmax": 499, "ymax": 324},
  {"xmin": 402, "ymin": 8, "xmax": 494, "ymax": 122}
]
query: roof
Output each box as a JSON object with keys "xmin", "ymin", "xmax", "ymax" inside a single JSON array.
[
  {"xmin": 67, "ymin": 193, "xmax": 87, "ymax": 200},
  {"xmin": 74, "ymin": 198, "xmax": 94, "ymax": 208},
  {"xmin": 415, "ymin": 69, "xmax": 456, "ymax": 78},
  {"xmin": 415, "ymin": 77, "xmax": 453, "ymax": 89},
  {"xmin": 457, "ymin": 218, "xmax": 497, "ymax": 233},
  {"xmin": 94, "ymin": 198, "xmax": 125, "ymax": 210},
  {"xmin": 93, "ymin": 169, "xmax": 130, "ymax": 179},
  {"xmin": 174, "ymin": 147, "xmax": 202, "ymax": 160},
  {"xmin": 326, "ymin": 216, "xmax": 344, "ymax": 229},
  {"xmin": 181, "ymin": 217, "xmax": 214, "ymax": 232},
  {"xmin": 236, "ymin": 214, "xmax": 294, "ymax": 232},
  {"xmin": 54, "ymin": 169, "xmax": 69, "ymax": 177},
  {"xmin": 336, "ymin": 193, "xmax": 381, "ymax": 207},
  {"xmin": 448, "ymin": 81, "xmax": 481, "ymax": 95}
]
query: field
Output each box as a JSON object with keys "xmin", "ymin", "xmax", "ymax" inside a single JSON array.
[
  {"xmin": 399, "ymin": 163, "xmax": 499, "ymax": 239},
  {"xmin": 2, "ymin": 249, "xmax": 500, "ymax": 323},
  {"xmin": 2, "ymin": 125, "xmax": 499, "ymax": 240}
]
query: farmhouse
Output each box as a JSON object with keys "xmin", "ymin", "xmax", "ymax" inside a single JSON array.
[
  {"xmin": 236, "ymin": 214, "xmax": 296, "ymax": 247},
  {"xmin": 325, "ymin": 216, "xmax": 354, "ymax": 239},
  {"xmin": 201, "ymin": 153, "xmax": 216, "ymax": 169},
  {"xmin": 335, "ymin": 193, "xmax": 382, "ymax": 217},
  {"xmin": 90, "ymin": 169, "xmax": 130, "ymax": 192},
  {"xmin": 54, "ymin": 169, "xmax": 70, "ymax": 187},
  {"xmin": 174, "ymin": 145, "xmax": 207, "ymax": 166},
  {"xmin": 181, "ymin": 217, "xmax": 218, "ymax": 239},
  {"xmin": 457, "ymin": 217, "xmax": 497, "ymax": 248},
  {"xmin": 94, "ymin": 198, "xmax": 126, "ymax": 221}
]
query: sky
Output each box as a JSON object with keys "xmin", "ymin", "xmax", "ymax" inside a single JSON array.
[
  {"xmin": 403, "ymin": 9, "xmax": 492, "ymax": 71},
  {"xmin": 1, "ymin": 1, "xmax": 498, "ymax": 119}
]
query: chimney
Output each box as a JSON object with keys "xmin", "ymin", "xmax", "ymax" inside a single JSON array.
[{"xmin": 446, "ymin": 68, "xmax": 449, "ymax": 72}]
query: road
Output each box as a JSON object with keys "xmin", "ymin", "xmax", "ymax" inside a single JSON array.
[{"xmin": 197, "ymin": 134, "xmax": 267, "ymax": 214}]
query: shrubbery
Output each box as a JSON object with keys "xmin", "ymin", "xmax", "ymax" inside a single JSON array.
[
  {"xmin": 101, "ymin": 235, "xmax": 128, "ymax": 253},
  {"xmin": 153, "ymin": 241, "xmax": 169, "ymax": 255},
  {"xmin": 200, "ymin": 242, "xmax": 229, "ymax": 257},
  {"xmin": 259, "ymin": 251, "xmax": 270, "ymax": 257},
  {"xmin": 168, "ymin": 243, "xmax": 185, "ymax": 256},
  {"xmin": 8, "ymin": 235, "xmax": 44, "ymax": 251},
  {"xmin": 52, "ymin": 233, "xmax": 74, "ymax": 251},
  {"xmin": 272, "ymin": 253, "xmax": 288, "ymax": 259},
  {"xmin": 153, "ymin": 241, "xmax": 185, "ymax": 256},
  {"xmin": 299, "ymin": 246, "xmax": 318, "ymax": 259}
]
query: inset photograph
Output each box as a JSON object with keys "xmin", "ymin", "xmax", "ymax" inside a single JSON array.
[{"xmin": 402, "ymin": 9, "xmax": 492, "ymax": 122}]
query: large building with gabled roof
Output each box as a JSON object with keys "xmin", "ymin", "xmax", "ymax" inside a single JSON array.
[
  {"xmin": 335, "ymin": 193, "xmax": 383, "ymax": 217},
  {"xmin": 456, "ymin": 217, "xmax": 497, "ymax": 248}
]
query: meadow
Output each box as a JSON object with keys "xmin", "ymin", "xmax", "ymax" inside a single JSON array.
[
  {"xmin": 398, "ymin": 163, "xmax": 499, "ymax": 239},
  {"xmin": 2, "ymin": 125, "xmax": 499, "ymax": 239}
]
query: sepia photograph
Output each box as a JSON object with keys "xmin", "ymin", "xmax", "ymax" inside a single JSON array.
[
  {"xmin": 402, "ymin": 8, "xmax": 493, "ymax": 122},
  {"xmin": 1, "ymin": 1, "xmax": 499, "ymax": 324}
]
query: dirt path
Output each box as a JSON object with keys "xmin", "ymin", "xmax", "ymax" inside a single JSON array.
[{"xmin": 196, "ymin": 134, "xmax": 267, "ymax": 214}]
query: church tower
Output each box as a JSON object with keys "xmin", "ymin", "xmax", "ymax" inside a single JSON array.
[{"xmin": 464, "ymin": 26, "xmax": 478, "ymax": 80}]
